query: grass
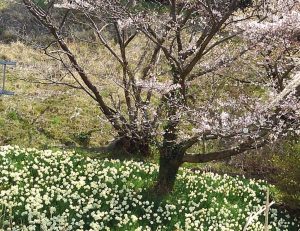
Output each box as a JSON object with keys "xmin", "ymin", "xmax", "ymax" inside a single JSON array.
[
  {"xmin": 0, "ymin": 41, "xmax": 116, "ymax": 148},
  {"xmin": 0, "ymin": 146, "xmax": 299, "ymax": 230},
  {"xmin": 0, "ymin": 5, "xmax": 299, "ymax": 229},
  {"xmin": 0, "ymin": 1, "xmax": 8, "ymax": 10}
]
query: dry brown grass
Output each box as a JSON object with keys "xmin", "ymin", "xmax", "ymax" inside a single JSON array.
[{"xmin": 0, "ymin": 41, "xmax": 118, "ymax": 148}]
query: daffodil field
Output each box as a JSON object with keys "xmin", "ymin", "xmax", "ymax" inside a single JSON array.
[{"xmin": 0, "ymin": 146, "xmax": 299, "ymax": 231}]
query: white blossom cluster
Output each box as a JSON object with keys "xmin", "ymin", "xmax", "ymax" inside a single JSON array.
[
  {"xmin": 136, "ymin": 78, "xmax": 181, "ymax": 94},
  {"xmin": 236, "ymin": 1, "xmax": 300, "ymax": 43},
  {"xmin": 0, "ymin": 146, "xmax": 299, "ymax": 231}
]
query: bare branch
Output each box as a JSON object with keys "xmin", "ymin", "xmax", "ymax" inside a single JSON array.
[{"xmin": 182, "ymin": 138, "xmax": 267, "ymax": 163}]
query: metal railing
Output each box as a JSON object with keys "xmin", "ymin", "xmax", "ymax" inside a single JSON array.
[
  {"xmin": 0, "ymin": 60, "xmax": 16, "ymax": 96},
  {"xmin": 243, "ymin": 188, "xmax": 274, "ymax": 231}
]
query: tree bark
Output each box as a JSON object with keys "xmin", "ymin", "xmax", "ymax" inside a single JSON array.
[
  {"xmin": 153, "ymin": 149, "xmax": 183, "ymax": 196},
  {"xmin": 106, "ymin": 136, "xmax": 151, "ymax": 157}
]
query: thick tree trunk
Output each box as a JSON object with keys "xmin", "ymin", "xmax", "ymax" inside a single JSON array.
[
  {"xmin": 106, "ymin": 136, "xmax": 151, "ymax": 157},
  {"xmin": 152, "ymin": 150, "xmax": 183, "ymax": 196}
]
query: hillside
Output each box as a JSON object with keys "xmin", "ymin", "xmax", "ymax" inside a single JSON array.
[{"xmin": 0, "ymin": 1, "xmax": 299, "ymax": 230}]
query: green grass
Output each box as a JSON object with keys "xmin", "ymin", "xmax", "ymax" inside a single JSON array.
[
  {"xmin": 0, "ymin": 1, "xmax": 8, "ymax": 10},
  {"xmin": 0, "ymin": 146, "xmax": 299, "ymax": 230},
  {"xmin": 0, "ymin": 41, "xmax": 117, "ymax": 148}
]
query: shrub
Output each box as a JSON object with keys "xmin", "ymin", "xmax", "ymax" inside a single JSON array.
[
  {"xmin": 228, "ymin": 140, "xmax": 300, "ymax": 212},
  {"xmin": 272, "ymin": 142, "xmax": 300, "ymax": 210}
]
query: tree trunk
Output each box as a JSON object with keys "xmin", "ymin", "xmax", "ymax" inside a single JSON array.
[
  {"xmin": 152, "ymin": 150, "xmax": 183, "ymax": 196},
  {"xmin": 106, "ymin": 136, "xmax": 151, "ymax": 157}
]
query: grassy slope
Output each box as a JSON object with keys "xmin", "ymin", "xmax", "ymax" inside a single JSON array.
[
  {"xmin": 0, "ymin": 41, "xmax": 116, "ymax": 148},
  {"xmin": 0, "ymin": 146, "xmax": 299, "ymax": 230},
  {"xmin": 0, "ymin": 2, "xmax": 119, "ymax": 148},
  {"xmin": 0, "ymin": 0, "xmax": 299, "ymax": 221},
  {"xmin": 0, "ymin": 0, "xmax": 153, "ymax": 149}
]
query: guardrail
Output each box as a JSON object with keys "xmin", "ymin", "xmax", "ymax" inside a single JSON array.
[
  {"xmin": 0, "ymin": 60, "xmax": 16, "ymax": 96},
  {"xmin": 243, "ymin": 188, "xmax": 274, "ymax": 231}
]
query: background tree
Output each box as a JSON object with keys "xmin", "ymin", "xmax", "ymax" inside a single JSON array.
[{"xmin": 22, "ymin": 0, "xmax": 299, "ymax": 195}]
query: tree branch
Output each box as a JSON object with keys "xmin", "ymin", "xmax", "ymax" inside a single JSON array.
[
  {"xmin": 182, "ymin": 138, "xmax": 267, "ymax": 163},
  {"xmin": 23, "ymin": 0, "xmax": 128, "ymax": 135}
]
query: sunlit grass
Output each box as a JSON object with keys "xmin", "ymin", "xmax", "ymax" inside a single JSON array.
[{"xmin": 0, "ymin": 1, "xmax": 8, "ymax": 10}]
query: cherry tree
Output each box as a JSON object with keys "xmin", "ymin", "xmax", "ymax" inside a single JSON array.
[{"xmin": 22, "ymin": 0, "xmax": 299, "ymax": 194}]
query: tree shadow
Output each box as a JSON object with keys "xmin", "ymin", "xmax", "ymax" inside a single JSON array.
[{"xmin": 0, "ymin": 0, "xmax": 48, "ymax": 43}]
